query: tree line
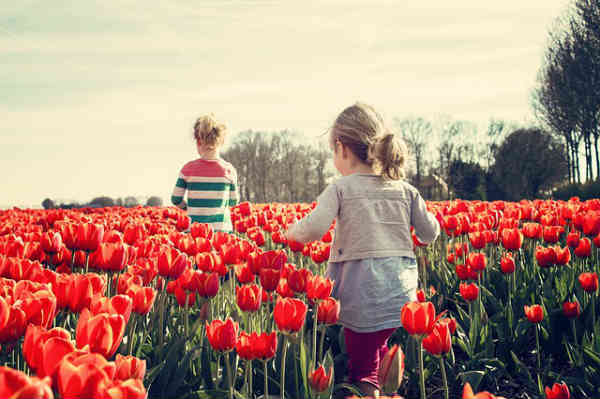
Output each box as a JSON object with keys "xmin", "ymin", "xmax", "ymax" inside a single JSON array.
[
  {"xmin": 41, "ymin": 196, "xmax": 163, "ymax": 209},
  {"xmin": 220, "ymin": 119, "xmax": 568, "ymax": 203},
  {"xmin": 533, "ymin": 0, "xmax": 600, "ymax": 184}
]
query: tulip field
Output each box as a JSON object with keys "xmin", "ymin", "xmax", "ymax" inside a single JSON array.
[{"xmin": 1, "ymin": 198, "xmax": 600, "ymax": 399}]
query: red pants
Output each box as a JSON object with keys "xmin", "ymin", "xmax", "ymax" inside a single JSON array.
[{"xmin": 344, "ymin": 327, "xmax": 396, "ymax": 389}]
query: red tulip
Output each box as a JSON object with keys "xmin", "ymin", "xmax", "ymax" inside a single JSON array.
[
  {"xmin": 0, "ymin": 366, "xmax": 54, "ymax": 399},
  {"xmin": 56, "ymin": 354, "xmax": 114, "ymax": 399},
  {"xmin": 101, "ymin": 378, "xmax": 147, "ymax": 399},
  {"xmin": 75, "ymin": 308, "xmax": 126, "ymax": 358},
  {"xmin": 75, "ymin": 223, "xmax": 104, "ymax": 252},
  {"xmin": 94, "ymin": 242, "xmax": 129, "ymax": 272},
  {"xmin": 23, "ymin": 324, "xmax": 75, "ymax": 378},
  {"xmin": 555, "ymin": 246, "xmax": 571, "ymax": 266},
  {"xmin": 467, "ymin": 252, "xmax": 486, "ymax": 272},
  {"xmin": 574, "ymin": 237, "xmax": 591, "ymax": 258},
  {"xmin": 578, "ymin": 272, "xmax": 599, "ymax": 292},
  {"xmin": 287, "ymin": 239, "xmax": 305, "ymax": 253},
  {"xmin": 287, "ymin": 268, "xmax": 312, "ymax": 293},
  {"xmin": 236, "ymin": 331, "xmax": 277, "ymax": 360},
  {"xmin": 309, "ymin": 364, "xmax": 333, "ymax": 393},
  {"xmin": 123, "ymin": 224, "xmax": 147, "ymax": 246},
  {"xmin": 468, "ymin": 231, "xmax": 486, "ymax": 249},
  {"xmin": 236, "ymin": 283, "xmax": 262, "ymax": 313},
  {"xmin": 310, "ymin": 244, "xmax": 330, "ymax": 263},
  {"xmin": 190, "ymin": 222, "xmax": 214, "ymax": 240},
  {"xmin": 378, "ymin": 344, "xmax": 404, "ymax": 395},
  {"xmin": 524, "ymin": 304, "xmax": 544, "ymax": 323},
  {"xmin": 501, "ymin": 227, "xmax": 522, "ymax": 250},
  {"xmin": 438, "ymin": 317, "xmax": 457, "ymax": 334},
  {"xmin": 126, "ymin": 285, "xmax": 157, "ymax": 315},
  {"xmin": 462, "ymin": 382, "xmax": 506, "ymax": 399},
  {"xmin": 455, "ymin": 264, "xmax": 478, "ymax": 281},
  {"xmin": 416, "ymin": 288, "xmax": 426, "ymax": 302},
  {"xmin": 543, "ymin": 226, "xmax": 564, "ymax": 244},
  {"xmin": 566, "ymin": 231, "xmax": 580, "ymax": 248},
  {"xmin": 234, "ymin": 263, "xmax": 254, "ymax": 284},
  {"xmin": 545, "ymin": 382, "xmax": 570, "ymax": 399},
  {"xmin": 401, "ymin": 301, "xmax": 443, "ymax": 337},
  {"xmin": 317, "ymin": 297, "xmax": 340, "ymax": 325},
  {"xmin": 114, "ymin": 354, "xmax": 146, "ymax": 381},
  {"xmin": 459, "ymin": 282, "xmax": 479, "ymax": 302},
  {"xmin": 562, "ymin": 301, "xmax": 580, "ymax": 319},
  {"xmin": 89, "ymin": 294, "xmax": 133, "ymax": 325},
  {"xmin": 274, "ymin": 297, "xmax": 308, "ymax": 335},
  {"xmin": 522, "ymin": 222, "xmax": 542, "ymax": 240},
  {"xmin": 157, "ymin": 246, "xmax": 188, "ymax": 280},
  {"xmin": 306, "ymin": 275, "xmax": 333, "ymax": 302},
  {"xmin": 173, "ymin": 282, "xmax": 196, "ymax": 307},
  {"xmin": 40, "ymin": 231, "xmax": 63, "ymax": 254},
  {"xmin": 535, "ymin": 246, "xmax": 557, "ymax": 268},
  {"xmin": 422, "ymin": 322, "xmax": 452, "ymax": 356},
  {"xmin": 188, "ymin": 271, "xmax": 220, "ymax": 298},
  {"xmin": 276, "ymin": 278, "xmax": 295, "ymax": 298},
  {"xmin": 259, "ymin": 266, "xmax": 281, "ymax": 292},
  {"xmin": 206, "ymin": 318, "xmax": 239, "ymax": 352},
  {"xmin": 500, "ymin": 252, "xmax": 515, "ymax": 274}
]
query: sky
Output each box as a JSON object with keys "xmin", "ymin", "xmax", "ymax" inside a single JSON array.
[{"xmin": 1, "ymin": 0, "xmax": 571, "ymax": 208}]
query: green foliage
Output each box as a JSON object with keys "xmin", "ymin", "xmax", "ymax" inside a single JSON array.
[
  {"xmin": 489, "ymin": 127, "xmax": 568, "ymax": 200},
  {"xmin": 553, "ymin": 179, "xmax": 600, "ymax": 200},
  {"xmin": 447, "ymin": 160, "xmax": 487, "ymax": 200}
]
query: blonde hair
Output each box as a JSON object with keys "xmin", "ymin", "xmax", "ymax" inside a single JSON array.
[
  {"xmin": 331, "ymin": 102, "xmax": 407, "ymax": 180},
  {"xmin": 193, "ymin": 114, "xmax": 227, "ymax": 148}
]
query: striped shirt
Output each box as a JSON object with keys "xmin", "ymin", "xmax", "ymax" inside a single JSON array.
[{"xmin": 171, "ymin": 158, "xmax": 239, "ymax": 232}]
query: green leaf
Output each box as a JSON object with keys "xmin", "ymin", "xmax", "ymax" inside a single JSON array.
[
  {"xmin": 332, "ymin": 382, "xmax": 363, "ymax": 397},
  {"xmin": 457, "ymin": 370, "xmax": 485, "ymax": 392},
  {"xmin": 583, "ymin": 346, "xmax": 600, "ymax": 369},
  {"xmin": 201, "ymin": 337, "xmax": 216, "ymax": 390},
  {"xmin": 299, "ymin": 338, "xmax": 309, "ymax": 397},
  {"xmin": 144, "ymin": 362, "xmax": 165, "ymax": 389},
  {"xmin": 510, "ymin": 350, "xmax": 534, "ymax": 386}
]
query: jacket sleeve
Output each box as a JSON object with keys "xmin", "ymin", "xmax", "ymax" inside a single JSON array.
[
  {"xmin": 410, "ymin": 190, "xmax": 440, "ymax": 244},
  {"xmin": 287, "ymin": 183, "xmax": 339, "ymax": 243}
]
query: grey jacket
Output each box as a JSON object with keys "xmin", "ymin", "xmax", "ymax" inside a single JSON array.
[{"xmin": 287, "ymin": 173, "xmax": 440, "ymax": 262}]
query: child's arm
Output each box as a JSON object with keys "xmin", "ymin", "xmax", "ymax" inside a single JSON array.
[
  {"xmin": 171, "ymin": 172, "xmax": 188, "ymax": 210},
  {"xmin": 287, "ymin": 184, "xmax": 339, "ymax": 244},
  {"xmin": 410, "ymin": 191, "xmax": 440, "ymax": 245}
]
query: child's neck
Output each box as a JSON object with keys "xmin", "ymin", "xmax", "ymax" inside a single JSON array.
[
  {"xmin": 200, "ymin": 150, "xmax": 219, "ymax": 160},
  {"xmin": 347, "ymin": 162, "xmax": 375, "ymax": 175}
]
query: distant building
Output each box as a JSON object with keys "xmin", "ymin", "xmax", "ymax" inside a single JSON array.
[{"xmin": 414, "ymin": 174, "xmax": 450, "ymax": 201}]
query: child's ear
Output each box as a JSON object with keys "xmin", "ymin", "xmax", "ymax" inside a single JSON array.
[{"xmin": 340, "ymin": 143, "xmax": 349, "ymax": 159}]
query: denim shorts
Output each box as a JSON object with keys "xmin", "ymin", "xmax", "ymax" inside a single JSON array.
[{"xmin": 326, "ymin": 256, "xmax": 418, "ymax": 333}]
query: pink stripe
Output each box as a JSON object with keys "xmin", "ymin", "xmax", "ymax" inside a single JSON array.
[{"xmin": 182, "ymin": 159, "xmax": 233, "ymax": 178}]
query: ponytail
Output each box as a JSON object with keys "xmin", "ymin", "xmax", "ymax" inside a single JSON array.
[{"xmin": 369, "ymin": 132, "xmax": 407, "ymax": 180}]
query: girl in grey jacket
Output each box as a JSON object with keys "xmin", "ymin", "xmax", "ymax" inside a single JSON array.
[{"xmin": 287, "ymin": 102, "xmax": 440, "ymax": 397}]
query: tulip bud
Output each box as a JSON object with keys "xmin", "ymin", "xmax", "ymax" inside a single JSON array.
[
  {"xmin": 309, "ymin": 364, "xmax": 333, "ymax": 393},
  {"xmin": 378, "ymin": 344, "xmax": 405, "ymax": 394}
]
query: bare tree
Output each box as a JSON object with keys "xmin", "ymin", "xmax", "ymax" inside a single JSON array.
[{"xmin": 394, "ymin": 117, "xmax": 432, "ymax": 185}]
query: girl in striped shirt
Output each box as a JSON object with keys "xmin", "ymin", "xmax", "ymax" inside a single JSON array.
[{"xmin": 171, "ymin": 114, "xmax": 239, "ymax": 232}]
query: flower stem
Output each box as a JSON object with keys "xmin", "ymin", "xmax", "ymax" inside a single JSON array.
[
  {"xmin": 225, "ymin": 352, "xmax": 234, "ymax": 399},
  {"xmin": 263, "ymin": 360, "xmax": 270, "ymax": 399},
  {"xmin": 312, "ymin": 303, "xmax": 318, "ymax": 370},
  {"xmin": 418, "ymin": 337, "xmax": 426, "ymax": 399},
  {"xmin": 535, "ymin": 324, "xmax": 542, "ymax": 395},
  {"xmin": 319, "ymin": 326, "xmax": 326, "ymax": 362},
  {"xmin": 439, "ymin": 356, "xmax": 448, "ymax": 399},
  {"xmin": 281, "ymin": 336, "xmax": 288, "ymax": 399}
]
